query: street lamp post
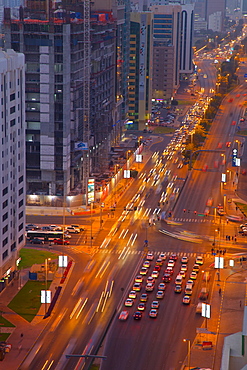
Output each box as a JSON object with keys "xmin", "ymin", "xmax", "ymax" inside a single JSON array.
[
  {"xmin": 90, "ymin": 202, "xmax": 94, "ymax": 249},
  {"xmin": 45, "ymin": 258, "xmax": 51, "ymax": 315},
  {"xmin": 183, "ymin": 338, "xmax": 191, "ymax": 370}
]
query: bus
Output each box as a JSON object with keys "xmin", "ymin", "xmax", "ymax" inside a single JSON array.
[{"xmin": 26, "ymin": 230, "xmax": 65, "ymax": 241}]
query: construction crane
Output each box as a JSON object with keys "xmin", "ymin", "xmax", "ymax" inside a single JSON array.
[{"xmin": 82, "ymin": 0, "xmax": 91, "ymax": 201}]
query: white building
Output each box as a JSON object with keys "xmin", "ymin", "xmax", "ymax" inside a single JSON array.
[
  {"xmin": 208, "ymin": 11, "xmax": 222, "ymax": 32},
  {"xmin": 0, "ymin": 49, "xmax": 25, "ymax": 288}
]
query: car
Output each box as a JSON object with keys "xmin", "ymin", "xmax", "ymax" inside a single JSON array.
[
  {"xmin": 50, "ymin": 225, "xmax": 59, "ymax": 230},
  {"xmin": 125, "ymin": 298, "xmax": 134, "ymax": 307},
  {"xmin": 146, "ymin": 252, "xmax": 154, "ymax": 260},
  {"xmin": 149, "ymin": 309, "xmax": 158, "ymax": 318},
  {"xmin": 159, "ymin": 252, "xmax": 166, "ymax": 260},
  {"xmin": 146, "ymin": 283, "xmax": 154, "ymax": 292},
  {"xmin": 167, "ymin": 260, "xmax": 175, "ymax": 268},
  {"xmin": 133, "ymin": 282, "xmax": 142, "ymax": 291},
  {"xmin": 53, "ymin": 239, "xmax": 70, "ymax": 245},
  {"xmin": 129, "ymin": 291, "xmax": 137, "ymax": 299},
  {"xmin": 153, "ymin": 265, "xmax": 161, "ymax": 272},
  {"xmin": 179, "ymin": 270, "xmax": 186, "ymax": 278},
  {"xmin": 195, "ymin": 256, "xmax": 203, "ymax": 265},
  {"xmin": 217, "ymin": 208, "xmax": 226, "ymax": 216},
  {"xmin": 175, "ymin": 275, "xmax": 183, "ymax": 285},
  {"xmin": 135, "ymin": 275, "xmax": 143, "ymax": 283},
  {"xmin": 199, "ymin": 288, "xmax": 209, "ymax": 301},
  {"xmin": 158, "ymin": 283, "xmax": 166, "ymax": 291},
  {"xmin": 185, "ymin": 286, "xmax": 193, "ymax": 295},
  {"xmin": 151, "ymin": 270, "xmax": 159, "ymax": 279},
  {"xmin": 174, "ymin": 285, "xmax": 182, "ymax": 293},
  {"xmin": 140, "ymin": 293, "xmax": 148, "ymax": 302},
  {"xmin": 181, "ymin": 256, "xmax": 188, "ymax": 264},
  {"xmin": 156, "ymin": 258, "xmax": 164, "ymax": 266},
  {"xmin": 192, "ymin": 264, "xmax": 200, "ymax": 272},
  {"xmin": 187, "ymin": 279, "xmax": 194, "ymax": 286},
  {"xmin": 119, "ymin": 310, "xmax": 129, "ymax": 321},
  {"xmin": 42, "ymin": 226, "xmax": 51, "ymax": 231},
  {"xmin": 182, "ymin": 295, "xmax": 191, "ymax": 305},
  {"xmin": 206, "ymin": 197, "xmax": 213, "ymax": 207},
  {"xmin": 140, "ymin": 267, "xmax": 148, "ymax": 275},
  {"xmin": 133, "ymin": 311, "xmax": 142, "ymax": 320},
  {"xmin": 156, "ymin": 290, "xmax": 165, "ymax": 299},
  {"xmin": 170, "ymin": 254, "xmax": 178, "ymax": 261},
  {"xmin": 71, "ymin": 224, "xmax": 85, "ymax": 232},
  {"xmin": 30, "ymin": 238, "xmax": 44, "ymax": 245},
  {"xmin": 146, "ymin": 276, "xmax": 155, "ymax": 284},
  {"xmin": 203, "ymin": 273, "xmax": 211, "ymax": 282},
  {"xmin": 162, "ymin": 273, "xmax": 171, "ymax": 282},
  {"xmin": 165, "ymin": 267, "xmax": 174, "ymax": 275},
  {"xmin": 66, "ymin": 226, "xmax": 80, "ymax": 234},
  {"xmin": 181, "ymin": 264, "xmax": 188, "ymax": 272},
  {"xmin": 26, "ymin": 223, "xmax": 39, "ymax": 230},
  {"xmin": 151, "ymin": 300, "xmax": 160, "ymax": 309},
  {"xmin": 143, "ymin": 260, "xmax": 151, "ymax": 268},
  {"xmin": 137, "ymin": 302, "xmax": 146, "ymax": 311},
  {"xmin": 190, "ymin": 271, "xmax": 197, "ymax": 280}
]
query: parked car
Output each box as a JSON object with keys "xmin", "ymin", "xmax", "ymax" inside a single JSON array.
[
  {"xmin": 30, "ymin": 238, "xmax": 44, "ymax": 245},
  {"xmin": 66, "ymin": 226, "xmax": 80, "ymax": 234},
  {"xmin": 53, "ymin": 239, "xmax": 70, "ymax": 245}
]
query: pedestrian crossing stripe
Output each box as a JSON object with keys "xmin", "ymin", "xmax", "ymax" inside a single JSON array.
[
  {"xmin": 173, "ymin": 218, "xmax": 212, "ymax": 223},
  {"xmin": 97, "ymin": 249, "xmax": 211, "ymax": 258},
  {"xmin": 66, "ymin": 246, "xmax": 211, "ymax": 259}
]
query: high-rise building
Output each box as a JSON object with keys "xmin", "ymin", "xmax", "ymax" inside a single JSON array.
[
  {"xmin": 206, "ymin": 0, "xmax": 226, "ymax": 31},
  {"xmin": 180, "ymin": 3, "xmax": 194, "ymax": 77},
  {"xmin": 150, "ymin": 4, "xmax": 182, "ymax": 100},
  {"xmin": 92, "ymin": 0, "xmax": 130, "ymax": 139},
  {"xmin": 0, "ymin": 48, "xmax": 25, "ymax": 287},
  {"xmin": 4, "ymin": 3, "xmax": 118, "ymax": 203},
  {"xmin": 128, "ymin": 11, "xmax": 153, "ymax": 130}
]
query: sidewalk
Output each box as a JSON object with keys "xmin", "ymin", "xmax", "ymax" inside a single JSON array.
[
  {"xmin": 0, "ymin": 263, "xmax": 69, "ymax": 368},
  {"xmin": 181, "ymin": 263, "xmax": 247, "ymax": 370}
]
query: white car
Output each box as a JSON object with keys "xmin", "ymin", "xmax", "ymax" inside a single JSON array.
[
  {"xmin": 151, "ymin": 270, "xmax": 159, "ymax": 279},
  {"xmin": 167, "ymin": 260, "xmax": 175, "ymax": 268},
  {"xmin": 66, "ymin": 226, "xmax": 80, "ymax": 234},
  {"xmin": 146, "ymin": 252, "xmax": 154, "ymax": 261}
]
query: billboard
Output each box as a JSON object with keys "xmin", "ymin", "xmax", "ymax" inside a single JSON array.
[
  {"xmin": 87, "ymin": 178, "xmax": 95, "ymax": 204},
  {"xmin": 75, "ymin": 142, "xmax": 88, "ymax": 151}
]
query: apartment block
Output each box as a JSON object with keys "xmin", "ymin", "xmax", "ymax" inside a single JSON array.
[
  {"xmin": 0, "ymin": 49, "xmax": 25, "ymax": 286},
  {"xmin": 128, "ymin": 11, "xmax": 153, "ymax": 130}
]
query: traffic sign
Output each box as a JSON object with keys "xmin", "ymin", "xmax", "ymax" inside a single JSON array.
[{"xmin": 244, "ymin": 73, "xmax": 247, "ymax": 78}]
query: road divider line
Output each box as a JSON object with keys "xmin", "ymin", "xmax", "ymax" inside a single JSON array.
[
  {"xmin": 70, "ymin": 298, "xmax": 82, "ymax": 320},
  {"xmin": 100, "ymin": 261, "xmax": 110, "ymax": 278},
  {"xmin": 75, "ymin": 298, "xmax": 88, "ymax": 320}
]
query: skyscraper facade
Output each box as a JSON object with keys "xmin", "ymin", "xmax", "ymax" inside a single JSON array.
[
  {"xmin": 128, "ymin": 11, "xmax": 153, "ymax": 130},
  {"xmin": 150, "ymin": 4, "xmax": 181, "ymax": 100},
  {"xmin": 180, "ymin": 3, "xmax": 194, "ymax": 77},
  {"xmin": 4, "ymin": 3, "xmax": 119, "ymax": 203},
  {"xmin": 0, "ymin": 49, "xmax": 25, "ymax": 286}
]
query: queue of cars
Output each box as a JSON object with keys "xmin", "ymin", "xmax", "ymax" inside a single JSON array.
[{"xmin": 119, "ymin": 252, "xmax": 205, "ymax": 321}]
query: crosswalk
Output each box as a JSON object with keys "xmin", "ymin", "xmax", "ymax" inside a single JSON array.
[
  {"xmin": 172, "ymin": 217, "xmax": 213, "ymax": 223},
  {"xmin": 67, "ymin": 246, "xmax": 212, "ymax": 259}
]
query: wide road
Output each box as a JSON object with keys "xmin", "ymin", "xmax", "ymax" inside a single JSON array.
[
  {"xmin": 21, "ymin": 58, "xmax": 247, "ymax": 370},
  {"xmin": 100, "ymin": 61, "xmax": 247, "ymax": 370}
]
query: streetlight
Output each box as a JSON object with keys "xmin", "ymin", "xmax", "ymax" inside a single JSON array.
[
  {"xmin": 45, "ymin": 258, "xmax": 51, "ymax": 315},
  {"xmin": 126, "ymin": 150, "xmax": 132, "ymax": 170},
  {"xmin": 183, "ymin": 338, "xmax": 191, "ymax": 370}
]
